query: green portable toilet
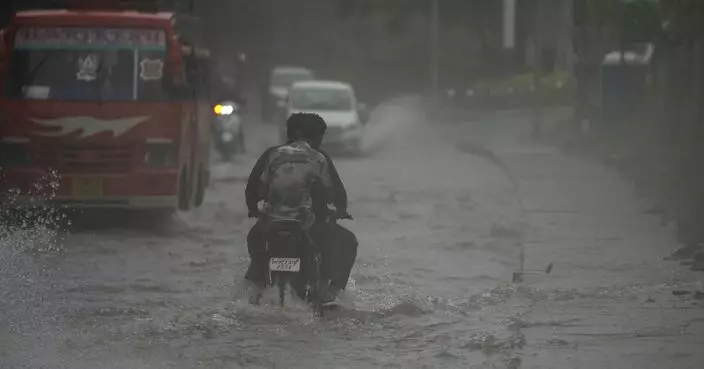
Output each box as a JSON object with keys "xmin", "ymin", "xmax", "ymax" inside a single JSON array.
[{"xmin": 600, "ymin": 43, "xmax": 654, "ymax": 126}]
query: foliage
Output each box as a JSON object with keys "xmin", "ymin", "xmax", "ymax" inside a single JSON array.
[
  {"xmin": 569, "ymin": 0, "xmax": 704, "ymax": 242},
  {"xmin": 338, "ymin": 0, "xmax": 499, "ymax": 32},
  {"xmin": 457, "ymin": 70, "xmax": 575, "ymax": 110},
  {"xmin": 659, "ymin": 0, "xmax": 704, "ymax": 43},
  {"xmin": 621, "ymin": 0, "xmax": 661, "ymax": 42},
  {"xmin": 474, "ymin": 71, "xmax": 574, "ymax": 96}
]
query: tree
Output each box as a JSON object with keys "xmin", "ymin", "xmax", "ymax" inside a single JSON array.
[
  {"xmin": 572, "ymin": 0, "xmax": 661, "ymax": 126},
  {"xmin": 337, "ymin": 0, "xmax": 498, "ymax": 35}
]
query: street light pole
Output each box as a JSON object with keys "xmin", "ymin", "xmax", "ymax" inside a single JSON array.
[
  {"xmin": 502, "ymin": 0, "xmax": 516, "ymax": 50},
  {"xmin": 430, "ymin": 0, "xmax": 439, "ymax": 112},
  {"xmin": 530, "ymin": 0, "xmax": 544, "ymax": 138}
]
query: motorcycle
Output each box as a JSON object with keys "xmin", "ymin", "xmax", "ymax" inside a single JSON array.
[
  {"xmin": 253, "ymin": 206, "xmax": 352, "ymax": 316},
  {"xmin": 213, "ymin": 101, "xmax": 245, "ymax": 161}
]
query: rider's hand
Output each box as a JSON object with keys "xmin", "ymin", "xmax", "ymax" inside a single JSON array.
[{"xmin": 248, "ymin": 209, "xmax": 260, "ymax": 218}]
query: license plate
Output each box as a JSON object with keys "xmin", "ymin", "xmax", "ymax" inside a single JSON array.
[
  {"xmin": 221, "ymin": 132, "xmax": 233, "ymax": 142},
  {"xmin": 269, "ymin": 257, "xmax": 301, "ymax": 272},
  {"xmin": 71, "ymin": 177, "xmax": 103, "ymax": 197}
]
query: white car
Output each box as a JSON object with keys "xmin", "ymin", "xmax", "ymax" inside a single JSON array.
[
  {"xmin": 263, "ymin": 66, "xmax": 314, "ymax": 122},
  {"xmin": 282, "ymin": 80, "xmax": 367, "ymax": 155}
]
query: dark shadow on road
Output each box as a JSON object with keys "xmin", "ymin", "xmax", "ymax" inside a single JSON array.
[{"xmin": 2, "ymin": 207, "xmax": 185, "ymax": 236}]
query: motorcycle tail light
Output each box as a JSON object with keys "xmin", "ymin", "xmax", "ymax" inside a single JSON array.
[{"xmin": 144, "ymin": 143, "xmax": 177, "ymax": 168}]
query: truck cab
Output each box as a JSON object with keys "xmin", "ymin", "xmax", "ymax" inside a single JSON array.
[{"xmin": 0, "ymin": 1, "xmax": 212, "ymax": 212}]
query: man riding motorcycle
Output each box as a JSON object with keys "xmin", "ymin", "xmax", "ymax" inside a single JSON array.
[{"xmin": 244, "ymin": 113, "xmax": 358, "ymax": 304}]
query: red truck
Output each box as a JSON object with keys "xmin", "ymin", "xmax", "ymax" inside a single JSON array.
[{"xmin": 0, "ymin": 1, "xmax": 212, "ymax": 214}]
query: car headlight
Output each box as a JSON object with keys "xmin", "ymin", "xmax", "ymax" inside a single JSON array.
[{"xmin": 144, "ymin": 143, "xmax": 177, "ymax": 168}]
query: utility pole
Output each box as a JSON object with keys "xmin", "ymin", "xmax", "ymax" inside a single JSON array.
[
  {"xmin": 573, "ymin": 0, "xmax": 588, "ymax": 130},
  {"xmin": 502, "ymin": 0, "xmax": 516, "ymax": 50},
  {"xmin": 430, "ymin": 0, "xmax": 440, "ymax": 112},
  {"xmin": 531, "ymin": 0, "xmax": 544, "ymax": 138}
]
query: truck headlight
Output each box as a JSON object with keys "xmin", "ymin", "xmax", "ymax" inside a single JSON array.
[
  {"xmin": 0, "ymin": 144, "xmax": 30, "ymax": 167},
  {"xmin": 144, "ymin": 143, "xmax": 177, "ymax": 168}
]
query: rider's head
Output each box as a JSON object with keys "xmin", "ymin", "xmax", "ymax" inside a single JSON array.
[{"xmin": 286, "ymin": 113, "xmax": 327, "ymax": 148}]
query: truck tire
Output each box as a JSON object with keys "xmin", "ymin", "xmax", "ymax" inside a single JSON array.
[
  {"xmin": 193, "ymin": 164, "xmax": 206, "ymax": 207},
  {"xmin": 178, "ymin": 168, "xmax": 191, "ymax": 211},
  {"xmin": 144, "ymin": 209, "xmax": 175, "ymax": 225}
]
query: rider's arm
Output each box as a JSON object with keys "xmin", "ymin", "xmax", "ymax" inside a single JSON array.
[
  {"xmin": 318, "ymin": 149, "xmax": 348, "ymax": 213},
  {"xmin": 245, "ymin": 147, "xmax": 276, "ymax": 214},
  {"xmin": 315, "ymin": 153, "xmax": 334, "ymax": 203}
]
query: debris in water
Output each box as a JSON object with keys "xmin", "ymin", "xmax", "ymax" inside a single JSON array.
[{"xmin": 512, "ymin": 262, "xmax": 554, "ymax": 283}]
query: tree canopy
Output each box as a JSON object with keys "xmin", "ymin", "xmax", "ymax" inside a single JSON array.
[{"xmin": 338, "ymin": 0, "xmax": 499, "ymax": 30}]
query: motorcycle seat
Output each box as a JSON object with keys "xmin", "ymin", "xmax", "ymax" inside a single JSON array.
[{"xmin": 268, "ymin": 219, "xmax": 304, "ymax": 236}]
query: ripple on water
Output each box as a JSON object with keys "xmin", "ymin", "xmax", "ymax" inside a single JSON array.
[{"xmin": 99, "ymin": 277, "xmax": 521, "ymax": 366}]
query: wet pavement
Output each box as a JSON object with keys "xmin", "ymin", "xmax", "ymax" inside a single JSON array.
[
  {"xmin": 449, "ymin": 113, "xmax": 704, "ymax": 368},
  {"xmin": 1, "ymin": 99, "xmax": 703, "ymax": 368}
]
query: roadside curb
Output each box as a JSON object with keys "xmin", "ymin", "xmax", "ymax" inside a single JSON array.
[
  {"xmin": 455, "ymin": 140, "xmax": 530, "ymax": 279},
  {"xmin": 537, "ymin": 124, "xmax": 704, "ymax": 272},
  {"xmin": 471, "ymin": 123, "xmax": 704, "ymax": 367}
]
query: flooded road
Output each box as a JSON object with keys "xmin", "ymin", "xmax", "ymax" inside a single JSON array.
[
  {"xmin": 2, "ymin": 99, "xmax": 703, "ymax": 368},
  {"xmin": 2, "ymin": 98, "xmax": 524, "ymax": 368}
]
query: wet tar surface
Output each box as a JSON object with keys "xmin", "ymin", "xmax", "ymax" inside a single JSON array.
[{"xmin": 2, "ymin": 99, "xmax": 703, "ymax": 368}]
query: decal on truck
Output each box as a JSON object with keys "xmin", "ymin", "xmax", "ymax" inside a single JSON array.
[
  {"xmin": 76, "ymin": 53, "xmax": 100, "ymax": 81},
  {"xmin": 30, "ymin": 116, "xmax": 149, "ymax": 138},
  {"xmin": 15, "ymin": 27, "xmax": 166, "ymax": 50},
  {"xmin": 139, "ymin": 58, "xmax": 163, "ymax": 81}
]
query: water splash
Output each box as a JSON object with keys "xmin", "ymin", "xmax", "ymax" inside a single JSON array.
[
  {"xmin": 0, "ymin": 169, "xmax": 66, "ymax": 252},
  {"xmin": 360, "ymin": 96, "xmax": 427, "ymax": 154},
  {"xmin": 0, "ymin": 169, "xmax": 67, "ymax": 366}
]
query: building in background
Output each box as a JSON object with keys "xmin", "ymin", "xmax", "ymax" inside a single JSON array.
[{"xmin": 1, "ymin": 0, "xmax": 575, "ymax": 102}]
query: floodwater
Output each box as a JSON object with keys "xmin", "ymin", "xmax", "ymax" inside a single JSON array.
[{"xmin": 2, "ymin": 97, "xmax": 702, "ymax": 369}]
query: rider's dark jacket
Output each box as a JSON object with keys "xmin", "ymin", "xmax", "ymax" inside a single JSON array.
[{"xmin": 245, "ymin": 143, "xmax": 348, "ymax": 219}]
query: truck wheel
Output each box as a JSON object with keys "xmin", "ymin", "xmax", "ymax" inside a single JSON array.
[
  {"xmin": 143, "ymin": 209, "xmax": 175, "ymax": 225},
  {"xmin": 194, "ymin": 165, "xmax": 206, "ymax": 207},
  {"xmin": 178, "ymin": 168, "xmax": 191, "ymax": 211},
  {"xmin": 237, "ymin": 131, "xmax": 246, "ymax": 153}
]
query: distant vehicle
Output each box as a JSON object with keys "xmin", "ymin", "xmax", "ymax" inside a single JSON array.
[
  {"xmin": 262, "ymin": 66, "xmax": 314, "ymax": 122},
  {"xmin": 0, "ymin": 2, "xmax": 213, "ymax": 214},
  {"xmin": 281, "ymin": 80, "xmax": 369, "ymax": 155},
  {"xmin": 211, "ymin": 73, "xmax": 247, "ymax": 161},
  {"xmin": 212, "ymin": 101, "xmax": 245, "ymax": 160}
]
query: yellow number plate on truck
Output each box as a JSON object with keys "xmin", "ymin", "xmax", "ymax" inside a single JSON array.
[
  {"xmin": 72, "ymin": 177, "xmax": 103, "ymax": 197},
  {"xmin": 269, "ymin": 257, "xmax": 301, "ymax": 272}
]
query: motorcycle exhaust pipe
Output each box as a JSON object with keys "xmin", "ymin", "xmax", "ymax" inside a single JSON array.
[{"xmin": 512, "ymin": 262, "xmax": 553, "ymax": 283}]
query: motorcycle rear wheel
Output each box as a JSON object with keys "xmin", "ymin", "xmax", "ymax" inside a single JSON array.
[
  {"xmin": 277, "ymin": 277, "xmax": 286, "ymax": 307},
  {"xmin": 309, "ymin": 258, "xmax": 325, "ymax": 317}
]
